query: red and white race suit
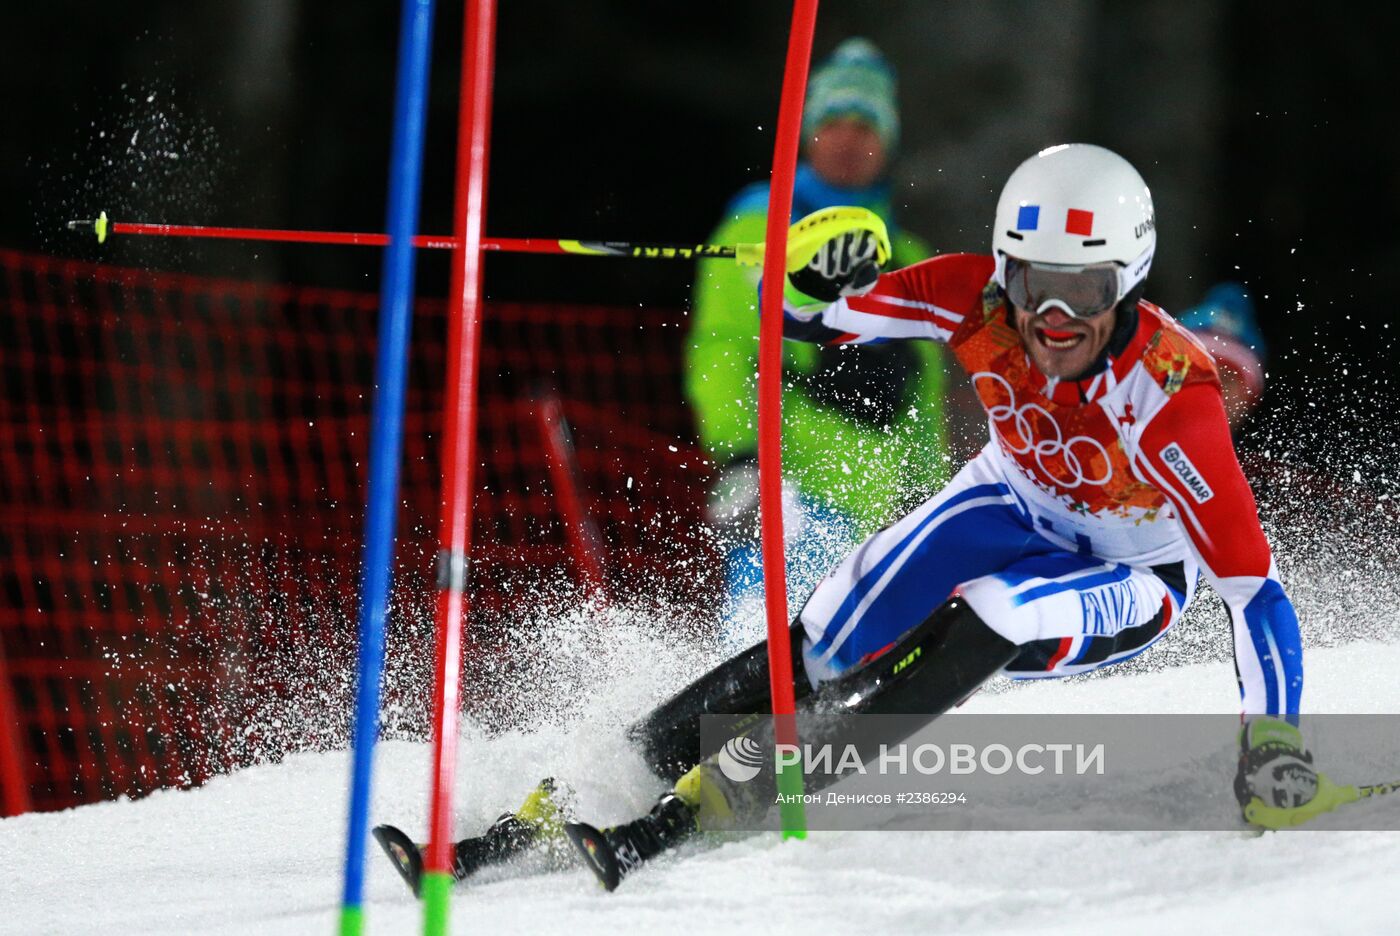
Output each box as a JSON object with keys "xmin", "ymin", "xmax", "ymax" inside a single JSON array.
[{"xmin": 786, "ymin": 253, "xmax": 1302, "ymax": 716}]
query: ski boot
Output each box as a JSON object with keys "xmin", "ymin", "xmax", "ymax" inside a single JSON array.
[
  {"xmin": 564, "ymin": 792, "xmax": 698, "ymax": 891},
  {"xmin": 374, "ymin": 777, "xmax": 571, "ymax": 896}
]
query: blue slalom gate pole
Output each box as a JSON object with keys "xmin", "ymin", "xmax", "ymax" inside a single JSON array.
[{"xmin": 339, "ymin": 1, "xmax": 438, "ymax": 933}]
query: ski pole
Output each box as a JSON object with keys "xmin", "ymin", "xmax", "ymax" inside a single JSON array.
[
  {"xmin": 65, "ymin": 210, "xmax": 766, "ymax": 265},
  {"xmin": 1353, "ymin": 778, "xmax": 1400, "ymax": 799}
]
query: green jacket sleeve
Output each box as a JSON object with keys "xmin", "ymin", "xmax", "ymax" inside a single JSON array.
[
  {"xmin": 685, "ymin": 209, "xmax": 770, "ymax": 464},
  {"xmin": 686, "ymin": 205, "xmax": 953, "ymax": 530}
]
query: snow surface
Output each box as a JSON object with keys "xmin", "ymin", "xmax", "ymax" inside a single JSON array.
[{"xmin": 5, "ymin": 641, "xmax": 1400, "ymax": 935}]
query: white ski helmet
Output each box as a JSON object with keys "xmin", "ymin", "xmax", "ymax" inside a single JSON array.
[{"xmin": 992, "ymin": 144, "xmax": 1156, "ymax": 317}]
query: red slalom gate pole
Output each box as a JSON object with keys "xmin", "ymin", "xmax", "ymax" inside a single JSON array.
[
  {"xmin": 534, "ymin": 394, "xmax": 610, "ymax": 604},
  {"xmin": 421, "ymin": 0, "xmax": 496, "ymax": 931},
  {"xmin": 757, "ymin": 0, "xmax": 819, "ymax": 840},
  {"xmin": 0, "ymin": 634, "xmax": 32, "ymax": 816}
]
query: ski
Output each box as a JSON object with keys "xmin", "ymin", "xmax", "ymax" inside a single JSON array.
[
  {"xmin": 563, "ymin": 822, "xmax": 625, "ymax": 892},
  {"xmin": 372, "ymin": 824, "xmax": 426, "ymax": 896}
]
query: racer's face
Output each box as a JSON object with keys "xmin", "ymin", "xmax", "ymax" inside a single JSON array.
[
  {"xmin": 1013, "ymin": 303, "xmax": 1117, "ymax": 379},
  {"xmin": 807, "ymin": 118, "xmax": 887, "ymax": 189}
]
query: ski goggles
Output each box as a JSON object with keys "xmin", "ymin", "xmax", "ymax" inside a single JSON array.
[
  {"xmin": 1001, "ymin": 257, "xmax": 1122, "ymax": 319},
  {"xmin": 997, "ymin": 245, "xmax": 1153, "ymax": 320}
]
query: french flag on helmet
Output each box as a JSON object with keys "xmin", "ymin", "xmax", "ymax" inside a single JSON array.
[{"xmin": 1015, "ymin": 205, "xmax": 1099, "ymax": 237}]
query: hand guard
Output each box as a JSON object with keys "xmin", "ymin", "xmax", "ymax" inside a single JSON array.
[
  {"xmin": 783, "ymin": 206, "xmax": 891, "ymax": 306},
  {"xmin": 1234, "ymin": 718, "xmax": 1363, "ymax": 829},
  {"xmin": 1234, "ymin": 718, "xmax": 1318, "ymax": 811}
]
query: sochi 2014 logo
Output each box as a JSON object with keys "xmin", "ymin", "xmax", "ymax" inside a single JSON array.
[
  {"xmin": 972, "ymin": 371, "xmax": 1111, "ymax": 489},
  {"xmin": 717, "ymin": 736, "xmax": 765, "ymax": 783}
]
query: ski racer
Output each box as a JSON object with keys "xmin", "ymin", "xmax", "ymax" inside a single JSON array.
[
  {"xmin": 376, "ymin": 144, "xmax": 1341, "ymax": 896},
  {"xmin": 571, "ymin": 142, "xmax": 1333, "ymax": 880}
]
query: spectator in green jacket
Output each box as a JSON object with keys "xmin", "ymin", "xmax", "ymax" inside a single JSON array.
[{"xmin": 686, "ymin": 38, "xmax": 952, "ymax": 644}]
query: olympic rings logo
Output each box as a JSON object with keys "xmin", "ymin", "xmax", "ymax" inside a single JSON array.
[{"xmin": 972, "ymin": 371, "xmax": 1113, "ymax": 488}]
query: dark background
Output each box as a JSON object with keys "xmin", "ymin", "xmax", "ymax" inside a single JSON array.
[{"xmin": 5, "ymin": 0, "xmax": 1398, "ymax": 475}]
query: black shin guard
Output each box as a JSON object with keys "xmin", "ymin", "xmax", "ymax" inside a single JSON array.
[
  {"xmin": 817, "ymin": 596, "xmax": 1018, "ymax": 717},
  {"xmin": 698, "ymin": 598, "xmax": 1021, "ymax": 820},
  {"xmin": 792, "ymin": 597, "xmax": 1020, "ymax": 785},
  {"xmin": 635, "ymin": 598, "xmax": 1018, "ymax": 793},
  {"xmin": 629, "ymin": 621, "xmax": 811, "ymax": 784}
]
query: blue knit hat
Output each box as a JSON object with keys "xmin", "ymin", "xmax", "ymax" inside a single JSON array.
[
  {"xmin": 803, "ymin": 39, "xmax": 899, "ymax": 152},
  {"xmin": 1178, "ymin": 282, "xmax": 1266, "ymax": 355}
]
